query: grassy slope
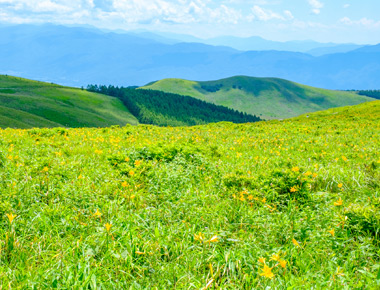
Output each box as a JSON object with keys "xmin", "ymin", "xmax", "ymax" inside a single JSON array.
[
  {"xmin": 142, "ymin": 76, "xmax": 374, "ymax": 119},
  {"xmin": 0, "ymin": 75, "xmax": 138, "ymax": 128},
  {"xmin": 0, "ymin": 101, "xmax": 379, "ymax": 288}
]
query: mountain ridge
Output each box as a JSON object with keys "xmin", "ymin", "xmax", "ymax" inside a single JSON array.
[
  {"xmin": 1, "ymin": 24, "xmax": 379, "ymax": 89},
  {"xmin": 142, "ymin": 75, "xmax": 374, "ymax": 119}
]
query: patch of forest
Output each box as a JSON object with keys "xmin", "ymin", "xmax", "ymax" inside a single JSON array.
[
  {"xmin": 87, "ymin": 85, "xmax": 262, "ymax": 126},
  {"xmin": 356, "ymin": 90, "xmax": 380, "ymax": 99}
]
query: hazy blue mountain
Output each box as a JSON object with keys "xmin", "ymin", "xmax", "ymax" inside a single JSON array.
[
  {"xmin": 306, "ymin": 44, "xmax": 364, "ymax": 56},
  {"xmin": 143, "ymin": 32, "xmax": 364, "ymax": 55},
  {"xmin": 129, "ymin": 32, "xmax": 179, "ymax": 45},
  {"xmin": 0, "ymin": 24, "xmax": 379, "ymax": 89},
  {"xmin": 144, "ymin": 31, "xmax": 204, "ymax": 44},
  {"xmin": 204, "ymin": 36, "xmax": 341, "ymax": 52},
  {"xmin": 353, "ymin": 44, "xmax": 380, "ymax": 53}
]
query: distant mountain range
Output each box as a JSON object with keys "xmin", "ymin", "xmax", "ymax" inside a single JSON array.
[
  {"xmin": 137, "ymin": 31, "xmax": 364, "ymax": 56},
  {"xmin": 142, "ymin": 76, "xmax": 374, "ymax": 119},
  {"xmin": 0, "ymin": 24, "xmax": 379, "ymax": 89}
]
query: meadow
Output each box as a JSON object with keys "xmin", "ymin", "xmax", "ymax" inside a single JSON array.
[
  {"xmin": 0, "ymin": 75, "xmax": 138, "ymax": 129},
  {"xmin": 0, "ymin": 101, "xmax": 379, "ymax": 288}
]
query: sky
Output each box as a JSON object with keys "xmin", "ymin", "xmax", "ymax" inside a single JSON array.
[{"xmin": 0, "ymin": 0, "xmax": 379, "ymax": 44}]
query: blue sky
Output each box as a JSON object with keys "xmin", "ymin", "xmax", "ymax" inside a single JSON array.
[{"xmin": 0, "ymin": 0, "xmax": 379, "ymax": 44}]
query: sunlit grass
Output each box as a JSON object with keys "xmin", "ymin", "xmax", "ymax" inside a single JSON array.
[{"xmin": 0, "ymin": 101, "xmax": 379, "ymax": 288}]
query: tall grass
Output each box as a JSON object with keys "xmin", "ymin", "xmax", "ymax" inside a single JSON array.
[{"xmin": 0, "ymin": 101, "xmax": 379, "ymax": 288}]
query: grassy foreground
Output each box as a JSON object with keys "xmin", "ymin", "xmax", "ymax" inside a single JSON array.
[{"xmin": 0, "ymin": 101, "xmax": 379, "ymax": 288}]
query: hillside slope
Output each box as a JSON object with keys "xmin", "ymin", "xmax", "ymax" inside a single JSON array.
[
  {"xmin": 142, "ymin": 76, "xmax": 374, "ymax": 119},
  {"xmin": 87, "ymin": 85, "xmax": 261, "ymax": 126},
  {"xmin": 0, "ymin": 75, "xmax": 138, "ymax": 129}
]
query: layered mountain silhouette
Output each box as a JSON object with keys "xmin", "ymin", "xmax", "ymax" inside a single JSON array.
[{"xmin": 0, "ymin": 24, "xmax": 379, "ymax": 89}]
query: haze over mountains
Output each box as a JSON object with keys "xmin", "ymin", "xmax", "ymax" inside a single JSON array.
[
  {"xmin": 1, "ymin": 24, "xmax": 379, "ymax": 89},
  {"xmin": 133, "ymin": 31, "xmax": 364, "ymax": 56}
]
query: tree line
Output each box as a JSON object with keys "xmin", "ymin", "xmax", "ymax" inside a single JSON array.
[
  {"xmin": 87, "ymin": 85, "xmax": 262, "ymax": 126},
  {"xmin": 357, "ymin": 90, "xmax": 380, "ymax": 100}
]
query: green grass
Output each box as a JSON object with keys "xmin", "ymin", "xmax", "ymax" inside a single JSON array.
[
  {"xmin": 0, "ymin": 101, "xmax": 379, "ymax": 288},
  {"xmin": 142, "ymin": 76, "xmax": 374, "ymax": 119},
  {"xmin": 0, "ymin": 75, "xmax": 138, "ymax": 128}
]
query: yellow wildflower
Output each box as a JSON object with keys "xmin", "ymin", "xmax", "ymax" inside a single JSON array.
[
  {"xmin": 258, "ymin": 257, "xmax": 266, "ymax": 264},
  {"xmin": 194, "ymin": 232, "xmax": 205, "ymax": 243},
  {"xmin": 125, "ymin": 157, "xmax": 130, "ymax": 162},
  {"xmin": 337, "ymin": 183, "xmax": 343, "ymax": 188},
  {"xmin": 270, "ymin": 253, "xmax": 281, "ymax": 262},
  {"xmin": 334, "ymin": 198, "xmax": 343, "ymax": 206},
  {"xmin": 42, "ymin": 166, "xmax": 49, "ymax": 172},
  {"xmin": 292, "ymin": 238, "xmax": 300, "ymax": 247},
  {"xmin": 290, "ymin": 186, "xmax": 298, "ymax": 192},
  {"xmin": 6, "ymin": 213, "xmax": 17, "ymax": 224},
  {"xmin": 328, "ymin": 229, "xmax": 335, "ymax": 236},
  {"xmin": 93, "ymin": 209, "xmax": 102, "ymax": 217},
  {"xmin": 134, "ymin": 160, "xmax": 142, "ymax": 167},
  {"xmin": 260, "ymin": 264, "xmax": 274, "ymax": 279},
  {"xmin": 121, "ymin": 181, "xmax": 128, "ymax": 187},
  {"xmin": 208, "ymin": 235, "xmax": 218, "ymax": 243},
  {"xmin": 279, "ymin": 259, "xmax": 287, "ymax": 268},
  {"xmin": 292, "ymin": 166, "xmax": 299, "ymax": 172},
  {"xmin": 129, "ymin": 170, "xmax": 135, "ymax": 176},
  {"xmin": 105, "ymin": 223, "xmax": 112, "ymax": 232}
]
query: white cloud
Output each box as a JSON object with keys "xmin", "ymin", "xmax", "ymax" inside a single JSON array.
[
  {"xmin": 0, "ymin": 0, "xmax": 97, "ymax": 25},
  {"xmin": 340, "ymin": 17, "xmax": 380, "ymax": 28},
  {"xmin": 289, "ymin": 19, "xmax": 327, "ymax": 29},
  {"xmin": 32, "ymin": 1, "xmax": 73, "ymax": 13},
  {"xmin": 0, "ymin": 0, "xmax": 90, "ymax": 13},
  {"xmin": 0, "ymin": 0, "xmax": 378, "ymax": 43},
  {"xmin": 308, "ymin": 0, "xmax": 324, "ymax": 15},
  {"xmin": 250, "ymin": 5, "xmax": 284, "ymax": 21},
  {"xmin": 284, "ymin": 10, "xmax": 294, "ymax": 20},
  {"xmin": 209, "ymin": 5, "xmax": 242, "ymax": 24},
  {"xmin": 248, "ymin": 5, "xmax": 293, "ymax": 22},
  {"xmin": 106, "ymin": 0, "xmax": 243, "ymax": 25}
]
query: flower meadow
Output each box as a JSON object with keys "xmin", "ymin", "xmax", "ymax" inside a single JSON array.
[{"xmin": 0, "ymin": 101, "xmax": 379, "ymax": 288}]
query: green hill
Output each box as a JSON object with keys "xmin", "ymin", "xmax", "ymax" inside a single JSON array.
[
  {"xmin": 0, "ymin": 75, "xmax": 138, "ymax": 129},
  {"xmin": 142, "ymin": 76, "xmax": 374, "ymax": 119},
  {"xmin": 87, "ymin": 85, "xmax": 262, "ymax": 126}
]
